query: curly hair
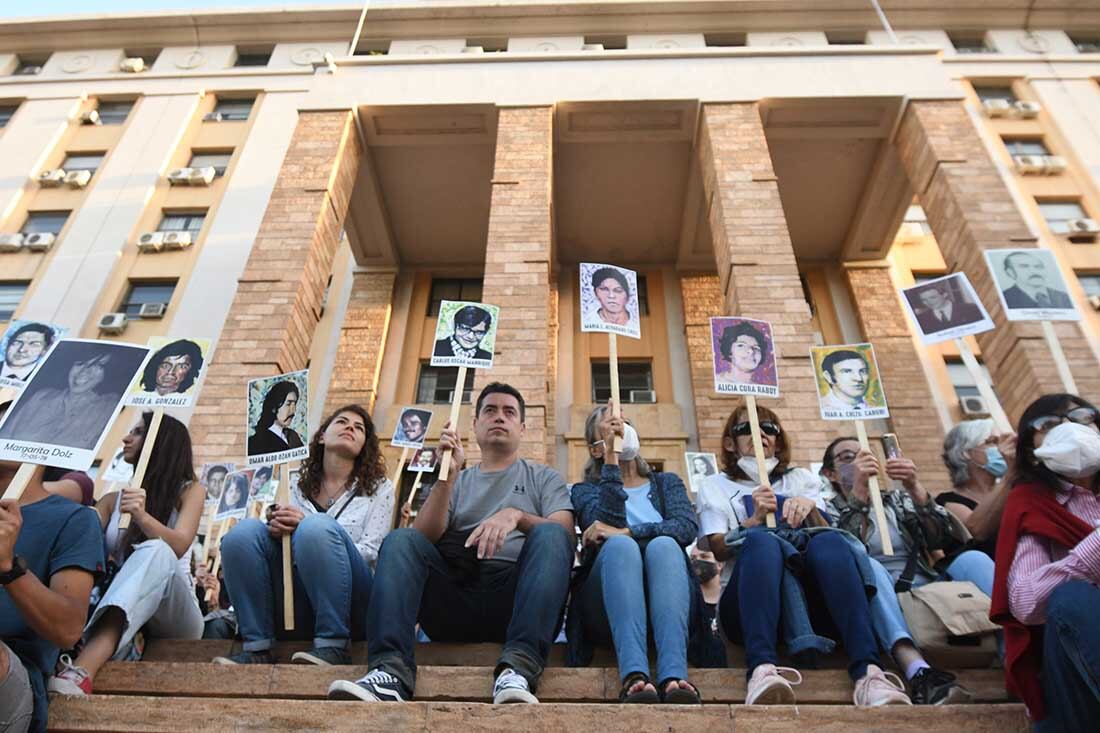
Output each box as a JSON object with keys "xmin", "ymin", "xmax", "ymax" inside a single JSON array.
[
  {"xmin": 297, "ymin": 404, "xmax": 387, "ymax": 498},
  {"xmin": 140, "ymin": 339, "xmax": 204, "ymax": 393},
  {"xmin": 719, "ymin": 321, "xmax": 768, "ymax": 364}
]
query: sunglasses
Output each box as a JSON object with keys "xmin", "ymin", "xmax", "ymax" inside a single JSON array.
[
  {"xmin": 1029, "ymin": 406, "xmax": 1099, "ymax": 433},
  {"xmin": 732, "ymin": 421, "xmax": 781, "ymax": 438}
]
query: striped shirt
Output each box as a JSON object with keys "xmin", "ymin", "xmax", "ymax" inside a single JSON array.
[{"xmin": 1007, "ymin": 483, "xmax": 1100, "ymax": 625}]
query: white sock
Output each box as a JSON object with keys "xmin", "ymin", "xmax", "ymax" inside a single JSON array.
[{"xmin": 905, "ymin": 660, "xmax": 931, "ymax": 680}]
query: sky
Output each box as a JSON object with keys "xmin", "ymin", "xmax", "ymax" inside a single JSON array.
[{"xmin": 0, "ymin": 1, "xmax": 362, "ymax": 20}]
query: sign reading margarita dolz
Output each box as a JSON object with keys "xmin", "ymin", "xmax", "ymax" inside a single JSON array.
[
  {"xmin": 125, "ymin": 336, "xmax": 212, "ymax": 408},
  {"xmin": 809, "ymin": 343, "xmax": 890, "ymax": 421},
  {"xmin": 0, "ymin": 339, "xmax": 151, "ymax": 471},
  {"xmin": 430, "ymin": 300, "xmax": 500, "ymax": 369},
  {"xmin": 710, "ymin": 317, "xmax": 779, "ymax": 397},
  {"xmin": 245, "ymin": 370, "xmax": 309, "ymax": 467}
]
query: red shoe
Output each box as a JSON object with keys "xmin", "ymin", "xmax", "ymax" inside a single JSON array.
[{"xmin": 48, "ymin": 655, "xmax": 92, "ymax": 697}]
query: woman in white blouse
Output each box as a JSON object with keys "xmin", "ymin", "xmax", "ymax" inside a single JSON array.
[{"xmin": 214, "ymin": 404, "xmax": 395, "ymax": 666}]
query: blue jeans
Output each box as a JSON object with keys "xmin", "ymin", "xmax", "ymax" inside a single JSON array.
[
  {"xmin": 923, "ymin": 549, "xmax": 994, "ymax": 597},
  {"xmin": 366, "ymin": 524, "xmax": 573, "ymax": 696},
  {"xmin": 719, "ymin": 530, "xmax": 879, "ymax": 681},
  {"xmin": 1034, "ymin": 581, "xmax": 1100, "ymax": 733},
  {"xmin": 220, "ymin": 515, "xmax": 373, "ymax": 651},
  {"xmin": 868, "ymin": 557, "xmax": 912, "ymax": 653},
  {"xmin": 577, "ymin": 535, "xmax": 691, "ymax": 684}
]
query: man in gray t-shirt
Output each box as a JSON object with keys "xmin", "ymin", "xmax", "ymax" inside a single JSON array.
[{"xmin": 332, "ymin": 383, "xmax": 575, "ymax": 707}]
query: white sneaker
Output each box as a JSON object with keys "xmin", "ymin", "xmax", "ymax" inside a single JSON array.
[
  {"xmin": 492, "ymin": 668, "xmax": 538, "ymax": 704},
  {"xmin": 853, "ymin": 664, "xmax": 912, "ymax": 707},
  {"xmin": 745, "ymin": 664, "xmax": 801, "ymax": 705}
]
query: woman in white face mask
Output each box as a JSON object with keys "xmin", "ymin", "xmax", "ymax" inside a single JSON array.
[{"xmin": 991, "ymin": 394, "xmax": 1100, "ymax": 733}]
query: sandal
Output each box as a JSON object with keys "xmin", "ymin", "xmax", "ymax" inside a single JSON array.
[
  {"xmin": 619, "ymin": 672, "xmax": 659, "ymax": 704},
  {"xmin": 659, "ymin": 677, "xmax": 702, "ymax": 704}
]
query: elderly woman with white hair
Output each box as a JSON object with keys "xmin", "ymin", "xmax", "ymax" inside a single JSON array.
[{"xmin": 935, "ymin": 419, "xmax": 1017, "ymax": 560}]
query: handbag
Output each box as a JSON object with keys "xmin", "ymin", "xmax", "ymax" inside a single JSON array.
[{"xmin": 896, "ymin": 581, "xmax": 1000, "ymax": 667}]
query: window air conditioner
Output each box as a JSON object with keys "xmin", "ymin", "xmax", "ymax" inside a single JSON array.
[
  {"xmin": 119, "ymin": 57, "xmax": 146, "ymax": 73},
  {"xmin": 162, "ymin": 231, "xmax": 192, "ymax": 249},
  {"xmin": 0, "ymin": 234, "xmax": 25, "ymax": 253},
  {"xmin": 18, "ymin": 66, "xmax": 42, "ymax": 76},
  {"xmin": 629, "ymin": 389, "xmax": 657, "ymax": 404},
  {"xmin": 187, "ymin": 167, "xmax": 215, "ymax": 186},
  {"xmin": 1013, "ymin": 101, "xmax": 1042, "ymax": 118},
  {"xmin": 981, "ymin": 99, "xmax": 1011, "ymax": 117},
  {"xmin": 1089, "ymin": 295, "xmax": 1100, "ymax": 312},
  {"xmin": 80, "ymin": 110, "xmax": 101, "ymax": 126},
  {"xmin": 582, "ymin": 43, "xmax": 605, "ymax": 51},
  {"xmin": 98, "ymin": 313, "xmax": 127, "ymax": 334},
  {"xmin": 23, "ymin": 233, "xmax": 56, "ymax": 252},
  {"xmin": 959, "ymin": 395, "xmax": 990, "ymax": 417},
  {"xmin": 1042, "ymin": 155, "xmax": 1067, "ymax": 175},
  {"xmin": 137, "ymin": 232, "xmax": 165, "ymax": 252},
  {"xmin": 1012, "ymin": 155, "xmax": 1045, "ymax": 175},
  {"xmin": 139, "ymin": 302, "xmax": 168, "ymax": 319},
  {"xmin": 167, "ymin": 168, "xmax": 192, "ymax": 185},
  {"xmin": 37, "ymin": 169, "xmax": 66, "ymax": 187},
  {"xmin": 64, "ymin": 170, "xmax": 92, "ymax": 188},
  {"xmin": 202, "ymin": 112, "xmax": 224, "ymax": 122},
  {"xmin": 1066, "ymin": 218, "xmax": 1100, "ymax": 243}
]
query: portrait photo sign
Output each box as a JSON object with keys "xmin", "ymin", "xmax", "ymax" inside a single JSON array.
[
  {"xmin": 408, "ymin": 446, "xmax": 439, "ymax": 473},
  {"xmin": 245, "ymin": 369, "xmax": 309, "ymax": 467},
  {"xmin": 200, "ymin": 462, "xmax": 236, "ymax": 506},
  {"xmin": 810, "ymin": 343, "xmax": 890, "ymax": 421},
  {"xmin": 684, "ymin": 451, "xmax": 718, "ymax": 496},
  {"xmin": 0, "ymin": 339, "xmax": 150, "ymax": 471},
  {"xmin": 710, "ymin": 317, "xmax": 779, "ymax": 397},
  {"xmin": 391, "ymin": 407, "xmax": 433, "ymax": 449},
  {"xmin": 984, "ymin": 248, "xmax": 1080, "ymax": 322},
  {"xmin": 579, "ymin": 262, "xmax": 641, "ymax": 339},
  {"xmin": 215, "ymin": 468, "xmax": 253, "ymax": 521},
  {"xmin": 430, "ymin": 300, "xmax": 500, "ymax": 369},
  {"xmin": 900, "ymin": 272, "xmax": 994, "ymax": 345},
  {"xmin": 126, "ymin": 336, "xmax": 212, "ymax": 408},
  {"xmin": 0, "ymin": 320, "xmax": 68, "ymax": 390},
  {"xmin": 248, "ymin": 465, "xmax": 276, "ymax": 503}
]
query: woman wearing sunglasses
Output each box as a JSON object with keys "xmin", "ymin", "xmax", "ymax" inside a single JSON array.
[
  {"xmin": 696, "ymin": 401, "xmax": 910, "ymax": 707},
  {"xmin": 991, "ymin": 394, "xmax": 1100, "ymax": 733}
]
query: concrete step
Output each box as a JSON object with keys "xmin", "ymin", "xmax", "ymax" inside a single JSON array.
[
  {"xmin": 48, "ymin": 698, "xmax": 1030, "ymax": 732},
  {"xmin": 92, "ymin": 662, "xmax": 1011, "ymax": 703}
]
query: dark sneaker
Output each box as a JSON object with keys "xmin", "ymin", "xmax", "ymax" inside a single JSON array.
[
  {"xmin": 328, "ymin": 669, "xmax": 408, "ymax": 702},
  {"xmin": 291, "ymin": 646, "xmax": 352, "ymax": 666},
  {"xmin": 211, "ymin": 650, "xmax": 274, "ymax": 665},
  {"xmin": 909, "ymin": 666, "xmax": 973, "ymax": 705},
  {"xmin": 492, "ymin": 667, "xmax": 538, "ymax": 704}
]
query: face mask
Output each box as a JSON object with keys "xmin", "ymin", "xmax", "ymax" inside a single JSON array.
[
  {"xmin": 692, "ymin": 559, "xmax": 719, "ymax": 583},
  {"xmin": 1034, "ymin": 422, "xmax": 1100, "ymax": 479},
  {"xmin": 618, "ymin": 423, "xmax": 641, "ymax": 462},
  {"xmin": 980, "ymin": 446, "xmax": 1008, "ymax": 478},
  {"xmin": 737, "ymin": 455, "xmax": 779, "ymax": 483},
  {"xmin": 837, "ymin": 461, "xmax": 856, "ymax": 491}
]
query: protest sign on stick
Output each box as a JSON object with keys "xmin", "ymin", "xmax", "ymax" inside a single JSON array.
[
  {"xmin": 955, "ymin": 338, "xmax": 1014, "ymax": 433},
  {"xmin": 400, "ymin": 447, "xmax": 438, "ymax": 525},
  {"xmin": 271, "ymin": 463, "xmax": 294, "ymax": 630},
  {"xmin": 0, "ymin": 320, "xmax": 67, "ymax": 391}
]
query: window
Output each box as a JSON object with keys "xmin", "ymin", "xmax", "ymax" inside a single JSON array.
[
  {"xmin": 946, "ymin": 360, "xmax": 993, "ymax": 400},
  {"xmin": 635, "ymin": 275, "xmax": 650, "ymax": 316},
  {"xmin": 188, "ymin": 151, "xmax": 233, "ymax": 177},
  {"xmin": 1003, "ymin": 139, "xmax": 1049, "ymax": 156},
  {"xmin": 21, "ymin": 211, "xmax": 69, "ymax": 236},
  {"xmin": 158, "ymin": 211, "xmax": 206, "ymax": 234},
  {"xmin": 1076, "ymin": 273, "xmax": 1100, "ymax": 298},
  {"xmin": 427, "ymin": 278, "xmax": 484, "ymax": 316},
  {"xmin": 902, "ymin": 204, "xmax": 933, "ymax": 236},
  {"xmin": 123, "ymin": 49, "xmax": 160, "ymax": 68},
  {"xmin": 13, "ymin": 56, "xmax": 47, "ymax": 75},
  {"xmin": 584, "ymin": 35, "xmax": 627, "ymax": 50},
  {"xmin": 96, "ymin": 100, "xmax": 133, "ymax": 125},
  {"xmin": 950, "ymin": 33, "xmax": 995, "ymax": 54},
  {"xmin": 120, "ymin": 281, "xmax": 176, "ymax": 317},
  {"xmin": 61, "ymin": 152, "xmax": 105, "ymax": 174},
  {"xmin": 234, "ymin": 48, "xmax": 272, "ymax": 67},
  {"xmin": 1039, "ymin": 201, "xmax": 1089, "ymax": 234},
  {"xmin": 416, "ymin": 363, "xmax": 476, "ymax": 404},
  {"xmin": 591, "ymin": 361, "xmax": 654, "ymax": 403},
  {"xmin": 826, "ymin": 32, "xmax": 866, "ymax": 45},
  {"xmin": 0, "ymin": 283, "xmax": 28, "ymax": 321},
  {"xmin": 973, "ymin": 86, "xmax": 1016, "ymax": 104},
  {"xmin": 704, "ymin": 33, "xmax": 746, "ymax": 47},
  {"xmin": 353, "ymin": 40, "xmax": 391, "ymax": 56},
  {"xmin": 211, "ymin": 97, "xmax": 255, "ymax": 121},
  {"xmin": 1069, "ymin": 34, "xmax": 1100, "ymax": 53},
  {"xmin": 0, "ymin": 105, "xmax": 16, "ymax": 128},
  {"xmin": 465, "ymin": 38, "xmax": 508, "ymax": 53}
]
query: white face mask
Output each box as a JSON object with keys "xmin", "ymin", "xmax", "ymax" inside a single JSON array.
[
  {"xmin": 618, "ymin": 423, "xmax": 641, "ymax": 462},
  {"xmin": 1034, "ymin": 421, "xmax": 1100, "ymax": 479},
  {"xmin": 737, "ymin": 455, "xmax": 779, "ymax": 483}
]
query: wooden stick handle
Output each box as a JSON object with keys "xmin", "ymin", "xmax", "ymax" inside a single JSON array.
[
  {"xmin": 199, "ymin": 503, "xmax": 217, "ymax": 565},
  {"xmin": 119, "ymin": 408, "xmax": 165, "ymax": 529},
  {"xmin": 856, "ymin": 420, "xmax": 892, "ymax": 556},
  {"xmin": 389, "ymin": 446, "xmax": 409, "ymax": 529},
  {"xmin": 438, "ymin": 366, "xmax": 467, "ymax": 481},
  {"xmin": 2, "ymin": 463, "xmax": 39, "ymax": 502},
  {"xmin": 955, "ymin": 338, "xmax": 1013, "ymax": 433},
  {"xmin": 204, "ymin": 517, "xmax": 235, "ymax": 604},
  {"xmin": 268, "ymin": 463, "xmax": 294, "ymax": 631},
  {"xmin": 744, "ymin": 396, "xmax": 776, "ymax": 528},
  {"xmin": 1041, "ymin": 320, "xmax": 1078, "ymax": 395},
  {"xmin": 608, "ymin": 334, "xmax": 622, "ymax": 453}
]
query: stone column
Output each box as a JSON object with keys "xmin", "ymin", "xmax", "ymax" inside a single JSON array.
[
  {"xmin": 697, "ymin": 103, "xmax": 831, "ymax": 466},
  {"xmin": 189, "ymin": 110, "xmax": 362, "ymax": 465},
  {"xmin": 680, "ymin": 273, "xmax": 728, "ymax": 458},
  {"xmin": 895, "ymin": 100, "xmax": 1100, "ymax": 423},
  {"xmin": 472, "ymin": 107, "xmax": 555, "ymax": 464},
  {"xmin": 323, "ymin": 269, "xmax": 396, "ymax": 416}
]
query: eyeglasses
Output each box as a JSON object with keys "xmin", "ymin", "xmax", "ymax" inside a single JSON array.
[
  {"xmin": 455, "ymin": 323, "xmax": 488, "ymax": 337},
  {"xmin": 732, "ymin": 421, "xmax": 781, "ymax": 438},
  {"xmin": 1029, "ymin": 407, "xmax": 1099, "ymax": 433},
  {"xmin": 832, "ymin": 449, "xmax": 858, "ymax": 465}
]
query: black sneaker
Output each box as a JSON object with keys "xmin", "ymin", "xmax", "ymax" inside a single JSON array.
[
  {"xmin": 211, "ymin": 650, "xmax": 274, "ymax": 665},
  {"xmin": 909, "ymin": 666, "xmax": 973, "ymax": 705},
  {"xmin": 328, "ymin": 669, "xmax": 408, "ymax": 702},
  {"xmin": 291, "ymin": 646, "xmax": 352, "ymax": 666}
]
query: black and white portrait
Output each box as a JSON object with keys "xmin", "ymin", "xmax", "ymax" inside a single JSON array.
[
  {"xmin": 684, "ymin": 452, "xmax": 717, "ymax": 496},
  {"xmin": 0, "ymin": 320, "xmax": 67, "ymax": 389},
  {"xmin": 900, "ymin": 273, "xmax": 994, "ymax": 345},
  {"xmin": 391, "ymin": 407, "xmax": 432, "ymax": 449},
  {"xmin": 985, "ymin": 249, "xmax": 1079, "ymax": 322},
  {"xmin": 215, "ymin": 469, "xmax": 252, "ymax": 520},
  {"xmin": 579, "ymin": 262, "xmax": 641, "ymax": 340}
]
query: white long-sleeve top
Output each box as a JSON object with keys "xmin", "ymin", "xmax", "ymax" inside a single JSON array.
[{"xmin": 289, "ymin": 476, "xmax": 395, "ymax": 569}]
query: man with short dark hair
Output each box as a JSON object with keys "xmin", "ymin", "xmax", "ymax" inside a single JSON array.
[
  {"xmin": 329, "ymin": 382, "xmax": 574, "ymax": 705},
  {"xmin": 820, "ymin": 350, "xmax": 873, "ymax": 412},
  {"xmin": 0, "ymin": 325, "xmax": 53, "ymax": 383},
  {"xmin": 432, "ymin": 305, "xmax": 493, "ymax": 362},
  {"xmin": 914, "ymin": 284, "xmax": 983, "ymax": 334}
]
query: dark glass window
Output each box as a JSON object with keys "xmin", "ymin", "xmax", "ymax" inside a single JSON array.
[
  {"xmin": 158, "ymin": 211, "xmax": 207, "ymax": 233},
  {"xmin": 120, "ymin": 281, "xmax": 176, "ymax": 317},
  {"xmin": 416, "ymin": 364, "xmax": 476, "ymax": 404},
  {"xmin": 427, "ymin": 278, "xmax": 483, "ymax": 316},
  {"xmin": 97, "ymin": 101, "xmax": 134, "ymax": 125},
  {"xmin": 21, "ymin": 211, "xmax": 70, "ymax": 235},
  {"xmin": 591, "ymin": 361, "xmax": 654, "ymax": 403},
  {"xmin": 0, "ymin": 283, "xmax": 29, "ymax": 321}
]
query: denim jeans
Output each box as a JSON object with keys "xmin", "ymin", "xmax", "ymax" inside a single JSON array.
[
  {"xmin": 868, "ymin": 557, "xmax": 913, "ymax": 654},
  {"xmin": 1034, "ymin": 581, "xmax": 1100, "ymax": 733},
  {"xmin": 366, "ymin": 524, "xmax": 573, "ymax": 697},
  {"xmin": 719, "ymin": 530, "xmax": 879, "ymax": 681},
  {"xmin": 577, "ymin": 535, "xmax": 691, "ymax": 684},
  {"xmin": 920, "ymin": 549, "xmax": 994, "ymax": 597},
  {"xmin": 220, "ymin": 514, "xmax": 373, "ymax": 651}
]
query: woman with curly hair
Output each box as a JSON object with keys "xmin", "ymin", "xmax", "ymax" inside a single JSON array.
[{"xmin": 215, "ymin": 404, "xmax": 394, "ymax": 666}]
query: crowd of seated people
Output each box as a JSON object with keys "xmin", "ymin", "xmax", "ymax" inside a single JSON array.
[{"xmin": 1, "ymin": 384, "xmax": 1097, "ymax": 732}]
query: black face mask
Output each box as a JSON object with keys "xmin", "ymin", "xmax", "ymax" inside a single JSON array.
[{"xmin": 692, "ymin": 559, "xmax": 719, "ymax": 583}]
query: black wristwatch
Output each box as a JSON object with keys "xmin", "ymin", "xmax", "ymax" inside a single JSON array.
[{"xmin": 0, "ymin": 556, "xmax": 27, "ymax": 586}]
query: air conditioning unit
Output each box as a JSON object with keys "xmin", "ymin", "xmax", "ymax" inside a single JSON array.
[
  {"xmin": 137, "ymin": 232, "xmax": 165, "ymax": 252},
  {"xmin": 64, "ymin": 170, "xmax": 92, "ymax": 188},
  {"xmin": 167, "ymin": 168, "xmax": 192, "ymax": 185},
  {"xmin": 959, "ymin": 395, "xmax": 990, "ymax": 417},
  {"xmin": 1042, "ymin": 155, "xmax": 1067, "ymax": 174},
  {"xmin": 1014, "ymin": 101, "xmax": 1042, "ymax": 118},
  {"xmin": 582, "ymin": 43, "xmax": 605, "ymax": 51},
  {"xmin": 0, "ymin": 234, "xmax": 25, "ymax": 253},
  {"xmin": 1089, "ymin": 295, "xmax": 1100, "ymax": 312},
  {"xmin": 162, "ymin": 231, "xmax": 192, "ymax": 249},
  {"xmin": 138, "ymin": 302, "xmax": 167, "ymax": 319},
  {"xmin": 187, "ymin": 167, "xmax": 215, "ymax": 186},
  {"xmin": 981, "ymin": 99, "xmax": 1011, "ymax": 117},
  {"xmin": 37, "ymin": 169, "xmax": 66, "ymax": 187},
  {"xmin": 80, "ymin": 110, "xmax": 101, "ymax": 126},
  {"xmin": 23, "ymin": 233, "xmax": 56, "ymax": 252},
  {"xmin": 98, "ymin": 312, "xmax": 127, "ymax": 334},
  {"xmin": 629, "ymin": 389, "xmax": 657, "ymax": 404},
  {"xmin": 119, "ymin": 57, "xmax": 146, "ymax": 73},
  {"xmin": 202, "ymin": 112, "xmax": 224, "ymax": 122},
  {"xmin": 462, "ymin": 46, "xmax": 485, "ymax": 54},
  {"xmin": 1012, "ymin": 155, "xmax": 1045, "ymax": 174},
  {"xmin": 1066, "ymin": 218, "xmax": 1100, "ymax": 242},
  {"xmin": 17, "ymin": 66, "xmax": 42, "ymax": 76}
]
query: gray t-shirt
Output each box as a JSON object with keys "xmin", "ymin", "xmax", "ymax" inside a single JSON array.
[{"xmin": 446, "ymin": 458, "xmax": 572, "ymax": 563}]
